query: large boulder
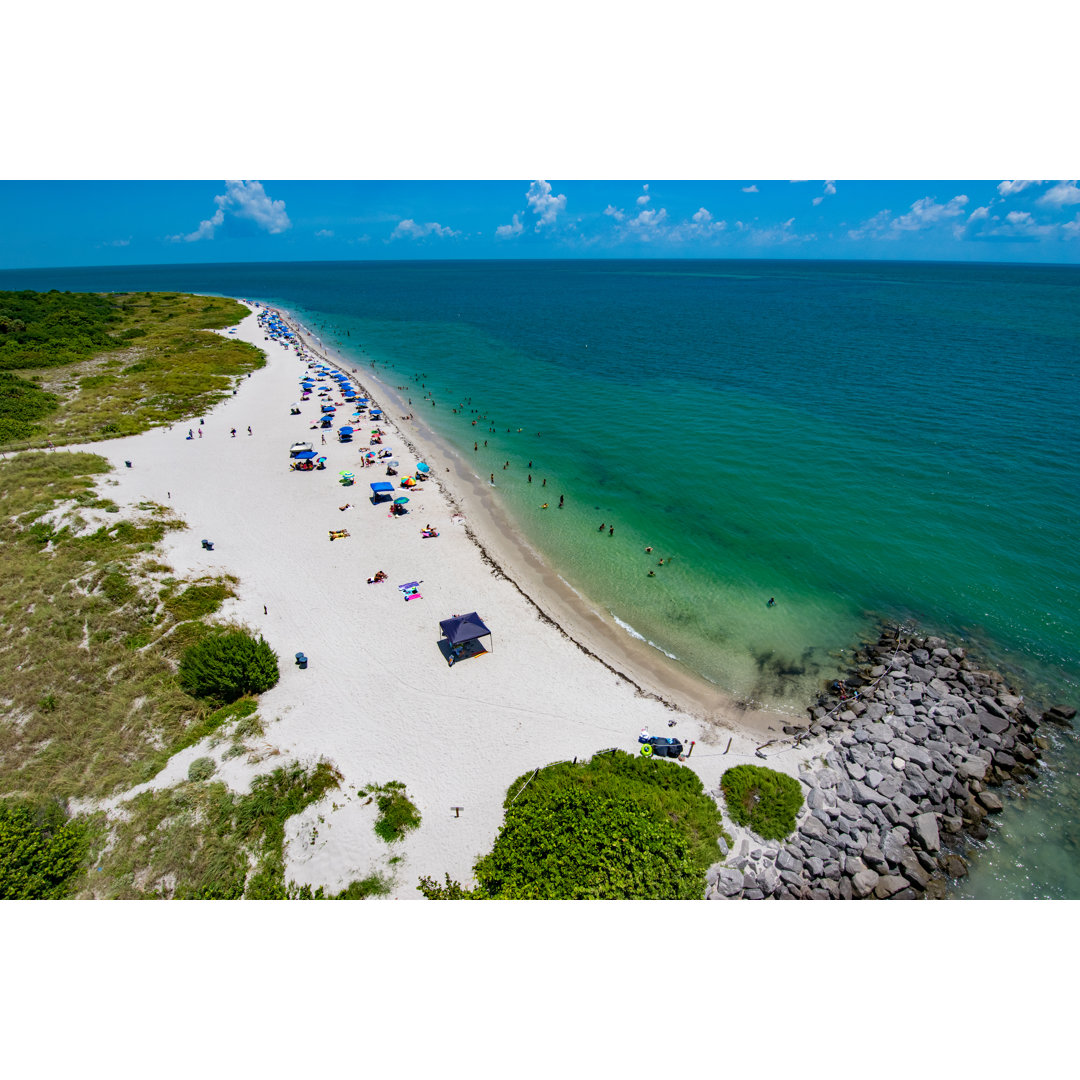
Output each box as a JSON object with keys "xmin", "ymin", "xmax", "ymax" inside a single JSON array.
[
  {"xmin": 913, "ymin": 812, "xmax": 941, "ymax": 852},
  {"xmin": 716, "ymin": 866, "xmax": 746, "ymax": 896},
  {"xmin": 873, "ymin": 875, "xmax": 909, "ymax": 899},
  {"xmin": 977, "ymin": 790, "xmax": 1004, "ymax": 813},
  {"xmin": 851, "ymin": 869, "xmax": 880, "ymax": 898}
]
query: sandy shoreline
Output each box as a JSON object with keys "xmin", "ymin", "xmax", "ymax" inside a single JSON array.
[{"xmin": 70, "ymin": 302, "xmax": 818, "ymax": 898}]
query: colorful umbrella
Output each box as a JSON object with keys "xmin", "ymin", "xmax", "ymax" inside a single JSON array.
[{"xmin": 394, "ymin": 497, "xmax": 409, "ymax": 504}]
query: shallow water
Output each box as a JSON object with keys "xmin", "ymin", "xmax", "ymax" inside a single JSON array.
[{"xmin": 4, "ymin": 258, "xmax": 1078, "ymax": 897}]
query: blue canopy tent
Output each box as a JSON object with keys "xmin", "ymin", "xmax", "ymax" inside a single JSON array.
[
  {"xmin": 293, "ymin": 450, "xmax": 318, "ymax": 460},
  {"xmin": 370, "ymin": 481, "xmax": 395, "ymax": 502},
  {"xmin": 439, "ymin": 612, "xmax": 493, "ymax": 663}
]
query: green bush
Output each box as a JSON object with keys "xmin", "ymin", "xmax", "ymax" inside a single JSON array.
[
  {"xmin": 362, "ymin": 781, "xmax": 421, "ymax": 843},
  {"xmin": 178, "ymin": 630, "xmax": 279, "ymax": 703},
  {"xmin": 419, "ymin": 750, "xmax": 725, "ymax": 900},
  {"xmin": 0, "ymin": 799, "xmax": 88, "ymax": 899},
  {"xmin": 188, "ymin": 757, "xmax": 216, "ymax": 782},
  {"xmin": 720, "ymin": 764, "xmax": 804, "ymax": 840}
]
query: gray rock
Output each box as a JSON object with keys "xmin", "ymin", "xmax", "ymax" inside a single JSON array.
[
  {"xmin": 903, "ymin": 745, "xmax": 935, "ymax": 769},
  {"xmin": 743, "ymin": 889, "xmax": 765, "ymax": 900},
  {"xmin": 865, "ymin": 722, "xmax": 894, "ymax": 741},
  {"xmin": 977, "ymin": 709, "xmax": 1011, "ymax": 735},
  {"xmin": 874, "ymin": 874, "xmax": 909, "ymax": 899},
  {"xmin": 877, "ymin": 776, "xmax": 902, "ymax": 799},
  {"xmin": 851, "ymin": 869, "xmax": 880, "ymax": 898},
  {"xmin": 847, "ymin": 761, "xmax": 867, "ymax": 782},
  {"xmin": 893, "ymin": 792, "xmax": 920, "ymax": 817},
  {"xmin": 758, "ymin": 867, "xmax": 780, "ymax": 895},
  {"xmin": 776, "ymin": 849, "xmax": 801, "ymax": 873},
  {"xmin": 978, "ymin": 790, "xmax": 1004, "ymax": 813},
  {"xmin": 839, "ymin": 876, "xmax": 853, "ymax": 900},
  {"xmin": 835, "ymin": 778, "xmax": 854, "ymax": 801},
  {"xmin": 717, "ymin": 836, "xmax": 729, "ymax": 856},
  {"xmin": 805, "ymin": 856, "xmax": 825, "ymax": 878},
  {"xmin": 779, "ymin": 869, "xmax": 804, "ymax": 889},
  {"xmin": 958, "ymin": 757, "xmax": 989, "ymax": 781},
  {"xmin": 862, "ymin": 845, "xmax": 888, "ymax": 872},
  {"xmin": 845, "ymin": 854, "xmax": 868, "ymax": 876},
  {"xmin": 913, "ymin": 813, "xmax": 941, "ymax": 852},
  {"xmin": 801, "ymin": 815, "xmax": 828, "ymax": 841},
  {"xmin": 806, "ymin": 839, "xmax": 832, "ymax": 862},
  {"xmin": 716, "ymin": 867, "xmax": 745, "ymax": 896},
  {"xmin": 906, "ymin": 723, "xmax": 930, "ymax": 741},
  {"xmin": 865, "ymin": 768, "xmax": 884, "ymax": 789},
  {"xmin": 852, "ymin": 781, "xmax": 888, "ymax": 806}
]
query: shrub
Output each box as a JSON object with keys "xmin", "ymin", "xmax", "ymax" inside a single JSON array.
[
  {"xmin": 0, "ymin": 799, "xmax": 88, "ymax": 899},
  {"xmin": 361, "ymin": 781, "xmax": 421, "ymax": 843},
  {"xmin": 419, "ymin": 750, "xmax": 725, "ymax": 900},
  {"xmin": 720, "ymin": 764, "xmax": 804, "ymax": 840},
  {"xmin": 188, "ymin": 757, "xmax": 216, "ymax": 782},
  {"xmin": 178, "ymin": 629, "xmax": 279, "ymax": 703}
]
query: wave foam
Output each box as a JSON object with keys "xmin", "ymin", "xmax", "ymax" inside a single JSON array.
[{"xmin": 611, "ymin": 613, "xmax": 680, "ymax": 661}]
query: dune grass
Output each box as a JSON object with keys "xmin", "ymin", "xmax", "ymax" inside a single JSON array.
[
  {"xmin": 361, "ymin": 781, "xmax": 422, "ymax": 843},
  {"xmin": 0, "ymin": 291, "xmax": 259, "ymax": 451},
  {"xmin": 83, "ymin": 760, "xmax": 344, "ymax": 899},
  {"xmin": 0, "ymin": 450, "xmax": 247, "ymax": 801}
]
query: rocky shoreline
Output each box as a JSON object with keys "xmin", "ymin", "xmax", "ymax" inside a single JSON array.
[{"xmin": 706, "ymin": 624, "xmax": 1076, "ymax": 900}]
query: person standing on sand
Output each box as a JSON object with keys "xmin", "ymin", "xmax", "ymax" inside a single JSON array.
[
  {"xmin": 231, "ymin": 428, "xmax": 237, "ymax": 437},
  {"xmin": 248, "ymin": 426, "xmax": 252, "ymax": 435}
]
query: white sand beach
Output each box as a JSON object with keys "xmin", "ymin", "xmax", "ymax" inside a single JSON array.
[{"xmin": 74, "ymin": 304, "xmax": 818, "ymax": 898}]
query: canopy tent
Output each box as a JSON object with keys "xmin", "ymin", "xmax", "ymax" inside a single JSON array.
[
  {"xmin": 293, "ymin": 450, "xmax": 318, "ymax": 460},
  {"xmin": 370, "ymin": 481, "xmax": 395, "ymax": 500},
  {"xmin": 439, "ymin": 612, "xmax": 493, "ymax": 652}
]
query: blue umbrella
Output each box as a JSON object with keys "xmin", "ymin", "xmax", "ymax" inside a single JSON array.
[{"xmin": 416, "ymin": 462, "xmax": 430, "ymax": 473}]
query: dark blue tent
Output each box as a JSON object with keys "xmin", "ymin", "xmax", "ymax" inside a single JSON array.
[
  {"xmin": 439, "ymin": 612, "xmax": 493, "ymax": 652},
  {"xmin": 294, "ymin": 450, "xmax": 318, "ymax": 460},
  {"xmin": 370, "ymin": 481, "xmax": 394, "ymax": 501}
]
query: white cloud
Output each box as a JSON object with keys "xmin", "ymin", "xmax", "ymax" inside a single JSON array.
[
  {"xmin": 812, "ymin": 180, "xmax": 837, "ymax": 206},
  {"xmin": 668, "ymin": 208, "xmax": 727, "ymax": 243},
  {"xmin": 845, "ymin": 209, "xmax": 892, "ymax": 240},
  {"xmin": 891, "ymin": 194, "xmax": 969, "ymax": 231},
  {"xmin": 691, "ymin": 207, "xmax": 713, "ymax": 225},
  {"xmin": 315, "ymin": 229, "xmax": 334, "ymax": 238},
  {"xmin": 525, "ymin": 179, "xmax": 566, "ymax": 229},
  {"xmin": 168, "ymin": 180, "xmax": 290, "ymax": 242},
  {"xmin": 390, "ymin": 219, "xmax": 459, "ymax": 240},
  {"xmin": 967, "ymin": 205, "xmax": 991, "ymax": 223},
  {"xmin": 106, "ymin": 238, "xmax": 130, "ymax": 247},
  {"xmin": 997, "ymin": 180, "xmax": 1039, "ymax": 197},
  {"xmin": 636, "ymin": 184, "xmax": 650, "ymax": 207},
  {"xmin": 1063, "ymin": 214, "xmax": 1080, "ymax": 239},
  {"xmin": 603, "ymin": 204, "xmax": 625, "ymax": 222},
  {"xmin": 495, "ymin": 214, "xmax": 524, "ymax": 239},
  {"xmin": 1037, "ymin": 181, "xmax": 1080, "ymax": 208},
  {"xmin": 625, "ymin": 207, "xmax": 668, "ymax": 237},
  {"xmin": 742, "ymin": 184, "xmax": 758, "ymax": 193}
]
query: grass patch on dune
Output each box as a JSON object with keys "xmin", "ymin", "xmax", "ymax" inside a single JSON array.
[
  {"xmin": 0, "ymin": 290, "xmax": 258, "ymax": 450},
  {"xmin": 85, "ymin": 760, "xmax": 343, "ymax": 900},
  {"xmin": 361, "ymin": 781, "xmax": 422, "ymax": 843},
  {"xmin": 419, "ymin": 750, "xmax": 728, "ymax": 900},
  {"xmin": 0, "ymin": 452, "xmax": 271, "ymax": 803}
]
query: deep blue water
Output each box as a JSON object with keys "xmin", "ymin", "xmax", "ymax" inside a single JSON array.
[{"xmin": 3, "ymin": 258, "xmax": 1078, "ymax": 897}]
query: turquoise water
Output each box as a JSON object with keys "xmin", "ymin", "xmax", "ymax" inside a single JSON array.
[{"xmin": 3, "ymin": 258, "xmax": 1078, "ymax": 897}]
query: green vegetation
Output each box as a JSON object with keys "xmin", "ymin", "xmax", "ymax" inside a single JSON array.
[
  {"xmin": 290, "ymin": 873, "xmax": 394, "ymax": 900},
  {"xmin": 720, "ymin": 764, "xmax": 804, "ymax": 840},
  {"xmin": 0, "ymin": 372, "xmax": 59, "ymax": 444},
  {"xmin": 163, "ymin": 578, "xmax": 236, "ymax": 622},
  {"xmin": 418, "ymin": 750, "xmax": 727, "ymax": 900},
  {"xmin": 0, "ymin": 290, "xmax": 258, "ymax": 449},
  {"xmin": 0, "ymin": 798, "xmax": 89, "ymax": 899},
  {"xmin": 187, "ymin": 757, "xmax": 216, "ymax": 782},
  {"xmin": 0, "ymin": 290, "xmax": 121, "ymax": 370},
  {"xmin": 361, "ymin": 781, "xmax": 422, "ymax": 843},
  {"xmin": 87, "ymin": 761, "xmax": 342, "ymax": 899},
  {"xmin": 178, "ymin": 630, "xmax": 280, "ymax": 704}
]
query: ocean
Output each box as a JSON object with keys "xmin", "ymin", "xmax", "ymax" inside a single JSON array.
[{"xmin": 3, "ymin": 258, "xmax": 1078, "ymax": 898}]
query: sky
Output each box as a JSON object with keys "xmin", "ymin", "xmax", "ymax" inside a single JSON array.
[{"xmin": 2, "ymin": 179, "xmax": 1079, "ymax": 269}]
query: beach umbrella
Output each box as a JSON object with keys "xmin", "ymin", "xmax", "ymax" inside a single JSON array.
[
  {"xmin": 387, "ymin": 460, "xmax": 399, "ymax": 468},
  {"xmin": 394, "ymin": 497, "xmax": 409, "ymax": 504},
  {"xmin": 416, "ymin": 462, "xmax": 430, "ymax": 473}
]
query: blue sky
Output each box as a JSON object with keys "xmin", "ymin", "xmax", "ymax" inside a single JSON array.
[{"xmin": 2, "ymin": 179, "xmax": 1078, "ymax": 269}]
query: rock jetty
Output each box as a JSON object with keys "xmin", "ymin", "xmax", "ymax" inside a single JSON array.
[{"xmin": 706, "ymin": 625, "xmax": 1075, "ymax": 900}]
